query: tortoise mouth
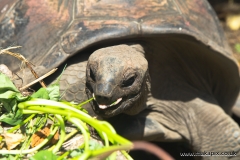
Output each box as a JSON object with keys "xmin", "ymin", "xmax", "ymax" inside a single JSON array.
[
  {"xmin": 92, "ymin": 93, "xmax": 123, "ymax": 109},
  {"xmin": 90, "ymin": 91, "xmax": 141, "ymax": 118}
]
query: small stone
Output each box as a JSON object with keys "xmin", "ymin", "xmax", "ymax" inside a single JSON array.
[{"xmin": 0, "ymin": 64, "xmax": 12, "ymax": 79}]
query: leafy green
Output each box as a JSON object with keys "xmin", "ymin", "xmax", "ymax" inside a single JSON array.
[
  {"xmin": 30, "ymin": 150, "xmax": 59, "ymax": 160},
  {"xmin": 0, "ymin": 155, "xmax": 16, "ymax": 160},
  {"xmin": 89, "ymin": 140, "xmax": 103, "ymax": 150},
  {"xmin": 0, "ymin": 73, "xmax": 19, "ymax": 93},
  {"xmin": 46, "ymin": 83, "xmax": 60, "ymax": 101},
  {"xmin": 0, "ymin": 109, "xmax": 23, "ymax": 125},
  {"xmin": 0, "ymin": 73, "xmax": 28, "ymax": 125},
  {"xmin": 31, "ymin": 69, "xmax": 61, "ymax": 101},
  {"xmin": 31, "ymin": 84, "xmax": 60, "ymax": 101},
  {"xmin": 69, "ymin": 141, "xmax": 103, "ymax": 158},
  {"xmin": 69, "ymin": 148, "xmax": 84, "ymax": 158},
  {"xmin": 31, "ymin": 88, "xmax": 50, "ymax": 99},
  {"xmin": 0, "ymin": 70, "xmax": 61, "ymax": 125},
  {"xmin": 0, "ymin": 68, "xmax": 133, "ymax": 160}
]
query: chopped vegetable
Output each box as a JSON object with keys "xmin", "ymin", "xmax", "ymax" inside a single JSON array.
[{"xmin": 0, "ymin": 72, "xmax": 133, "ymax": 160}]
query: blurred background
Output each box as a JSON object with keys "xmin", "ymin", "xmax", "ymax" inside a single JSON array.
[{"xmin": 209, "ymin": 0, "xmax": 240, "ymax": 63}]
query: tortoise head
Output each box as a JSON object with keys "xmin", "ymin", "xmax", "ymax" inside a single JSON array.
[{"xmin": 86, "ymin": 44, "xmax": 150, "ymax": 118}]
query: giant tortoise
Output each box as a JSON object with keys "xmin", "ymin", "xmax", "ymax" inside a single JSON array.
[{"xmin": 1, "ymin": 0, "xmax": 240, "ymax": 159}]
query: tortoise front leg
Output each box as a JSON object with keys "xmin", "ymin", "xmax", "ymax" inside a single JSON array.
[
  {"xmin": 110, "ymin": 99, "xmax": 240, "ymax": 159},
  {"xmin": 148, "ymin": 99, "xmax": 240, "ymax": 159},
  {"xmin": 191, "ymin": 103, "xmax": 240, "ymax": 157}
]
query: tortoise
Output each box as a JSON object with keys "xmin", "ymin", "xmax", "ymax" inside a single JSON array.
[{"xmin": 1, "ymin": 0, "xmax": 240, "ymax": 158}]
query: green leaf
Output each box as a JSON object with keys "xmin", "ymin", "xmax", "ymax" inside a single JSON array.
[
  {"xmin": 0, "ymin": 154, "xmax": 16, "ymax": 160},
  {"xmin": 46, "ymin": 83, "xmax": 60, "ymax": 101},
  {"xmin": 30, "ymin": 150, "xmax": 59, "ymax": 160},
  {"xmin": 31, "ymin": 88, "xmax": 50, "ymax": 99},
  {"xmin": 70, "ymin": 148, "xmax": 84, "ymax": 158},
  {"xmin": 0, "ymin": 73, "xmax": 19, "ymax": 93},
  {"xmin": 89, "ymin": 140, "xmax": 103, "ymax": 150},
  {"xmin": 31, "ymin": 67, "xmax": 63, "ymax": 101},
  {"xmin": 46, "ymin": 66, "xmax": 67, "ymax": 101},
  {"xmin": 31, "ymin": 84, "xmax": 60, "ymax": 101},
  {"xmin": 69, "ymin": 140, "xmax": 103, "ymax": 158},
  {"xmin": 0, "ymin": 73, "xmax": 28, "ymax": 125},
  {"xmin": 0, "ymin": 91, "xmax": 27, "ymax": 112},
  {"xmin": 0, "ymin": 109, "xmax": 23, "ymax": 125}
]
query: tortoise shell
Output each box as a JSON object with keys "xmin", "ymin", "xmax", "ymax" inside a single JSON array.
[
  {"xmin": 0, "ymin": 0, "xmax": 234, "ymax": 69},
  {"xmin": 0, "ymin": 0, "xmax": 239, "ymax": 112}
]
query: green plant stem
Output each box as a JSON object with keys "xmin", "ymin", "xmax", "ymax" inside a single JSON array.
[
  {"xmin": 20, "ymin": 98, "xmax": 91, "ymax": 118},
  {"xmin": 0, "ymin": 126, "xmax": 58, "ymax": 154},
  {"xmin": 23, "ymin": 106, "xmax": 129, "ymax": 145},
  {"xmin": 73, "ymin": 151, "xmax": 91, "ymax": 160},
  {"xmin": 32, "ymin": 114, "xmax": 48, "ymax": 134},
  {"xmin": 14, "ymin": 155, "xmax": 22, "ymax": 160},
  {"xmin": 64, "ymin": 129, "xmax": 78, "ymax": 141},
  {"xmin": 68, "ymin": 117, "xmax": 90, "ymax": 151},
  {"xmin": 20, "ymin": 133, "xmax": 32, "ymax": 151},
  {"xmin": 18, "ymin": 98, "xmax": 133, "ymax": 159},
  {"xmin": 121, "ymin": 150, "xmax": 134, "ymax": 160},
  {"xmin": 22, "ymin": 110, "xmax": 42, "ymax": 114},
  {"xmin": 52, "ymin": 115, "xmax": 65, "ymax": 153},
  {"xmin": 77, "ymin": 98, "xmax": 94, "ymax": 108},
  {"xmin": 101, "ymin": 132, "xmax": 109, "ymax": 147},
  {"xmin": 99, "ymin": 121, "xmax": 116, "ymax": 134},
  {"xmin": 18, "ymin": 99, "xmax": 131, "ymax": 145},
  {"xmin": 97, "ymin": 121, "xmax": 116, "ymax": 144},
  {"xmin": 24, "ymin": 114, "xmax": 48, "ymax": 150},
  {"xmin": 7, "ymin": 114, "xmax": 35, "ymax": 133},
  {"xmin": 57, "ymin": 151, "xmax": 70, "ymax": 160},
  {"xmin": 49, "ymin": 128, "xmax": 78, "ymax": 151},
  {"xmin": 74, "ymin": 144, "xmax": 133, "ymax": 160},
  {"xmin": 90, "ymin": 144, "xmax": 133, "ymax": 157},
  {"xmin": 108, "ymin": 151, "xmax": 117, "ymax": 160}
]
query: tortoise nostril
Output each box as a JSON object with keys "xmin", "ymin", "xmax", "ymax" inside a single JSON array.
[
  {"xmin": 95, "ymin": 95, "xmax": 111, "ymax": 104},
  {"xmin": 96, "ymin": 95, "xmax": 108, "ymax": 100}
]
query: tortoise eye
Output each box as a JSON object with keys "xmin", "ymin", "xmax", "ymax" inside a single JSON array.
[
  {"xmin": 122, "ymin": 76, "xmax": 135, "ymax": 87},
  {"xmin": 90, "ymin": 68, "xmax": 96, "ymax": 82}
]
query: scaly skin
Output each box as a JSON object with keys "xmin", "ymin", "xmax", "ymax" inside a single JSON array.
[{"xmin": 83, "ymin": 42, "xmax": 240, "ymax": 159}]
